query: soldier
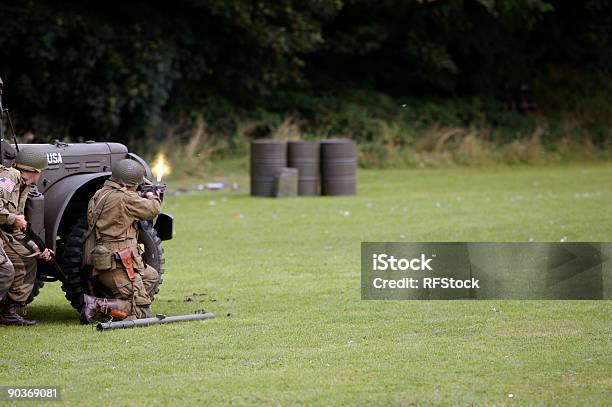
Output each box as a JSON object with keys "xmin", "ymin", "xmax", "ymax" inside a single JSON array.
[
  {"xmin": 80, "ymin": 159, "xmax": 161, "ymax": 324},
  {"xmin": 0, "ymin": 148, "xmax": 53, "ymax": 326}
]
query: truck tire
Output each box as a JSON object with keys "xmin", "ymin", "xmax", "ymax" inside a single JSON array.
[
  {"xmin": 138, "ymin": 220, "xmax": 165, "ymax": 296},
  {"xmin": 61, "ymin": 216, "xmax": 165, "ymax": 311}
]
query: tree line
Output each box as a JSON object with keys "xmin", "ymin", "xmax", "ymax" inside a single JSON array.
[{"xmin": 0, "ymin": 0, "xmax": 609, "ymax": 145}]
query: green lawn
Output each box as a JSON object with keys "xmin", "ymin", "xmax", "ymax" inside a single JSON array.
[{"xmin": 1, "ymin": 164, "xmax": 611, "ymax": 406}]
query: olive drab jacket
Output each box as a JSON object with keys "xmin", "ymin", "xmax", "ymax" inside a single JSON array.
[
  {"xmin": 0, "ymin": 166, "xmax": 29, "ymax": 226},
  {"xmin": 87, "ymin": 179, "xmax": 161, "ymax": 274},
  {"xmin": 0, "ymin": 166, "xmax": 37, "ymax": 255}
]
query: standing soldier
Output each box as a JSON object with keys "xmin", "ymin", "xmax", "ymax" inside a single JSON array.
[
  {"xmin": 80, "ymin": 159, "xmax": 161, "ymax": 324},
  {"xmin": 0, "ymin": 148, "xmax": 53, "ymax": 326}
]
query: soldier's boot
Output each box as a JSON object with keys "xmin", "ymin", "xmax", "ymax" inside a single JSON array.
[
  {"xmin": 80, "ymin": 294, "xmax": 128, "ymax": 324},
  {"xmin": 0, "ymin": 300, "xmax": 37, "ymax": 326}
]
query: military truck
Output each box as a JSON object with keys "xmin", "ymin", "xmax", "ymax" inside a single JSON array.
[{"xmin": 0, "ymin": 139, "xmax": 173, "ymax": 311}]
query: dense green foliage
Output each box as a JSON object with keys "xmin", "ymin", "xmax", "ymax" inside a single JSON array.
[{"xmin": 0, "ymin": 0, "xmax": 610, "ymax": 152}]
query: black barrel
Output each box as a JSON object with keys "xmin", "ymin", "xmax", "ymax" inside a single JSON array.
[
  {"xmin": 250, "ymin": 140, "xmax": 287, "ymax": 196},
  {"xmin": 288, "ymin": 141, "xmax": 320, "ymax": 196},
  {"xmin": 320, "ymin": 139, "xmax": 357, "ymax": 196}
]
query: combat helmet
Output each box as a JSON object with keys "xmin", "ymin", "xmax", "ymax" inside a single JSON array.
[
  {"xmin": 14, "ymin": 147, "xmax": 48, "ymax": 173},
  {"xmin": 112, "ymin": 159, "xmax": 145, "ymax": 186}
]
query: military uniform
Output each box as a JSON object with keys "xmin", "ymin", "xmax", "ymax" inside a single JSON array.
[
  {"xmin": 0, "ymin": 166, "xmax": 38, "ymax": 305},
  {"xmin": 87, "ymin": 179, "xmax": 161, "ymax": 319}
]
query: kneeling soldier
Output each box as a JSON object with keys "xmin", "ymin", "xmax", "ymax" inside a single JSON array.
[{"xmin": 80, "ymin": 159, "xmax": 161, "ymax": 324}]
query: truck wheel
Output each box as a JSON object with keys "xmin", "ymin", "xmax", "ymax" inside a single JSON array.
[
  {"xmin": 137, "ymin": 221, "xmax": 165, "ymax": 296},
  {"xmin": 61, "ymin": 216, "xmax": 165, "ymax": 311},
  {"xmin": 61, "ymin": 217, "xmax": 90, "ymax": 310}
]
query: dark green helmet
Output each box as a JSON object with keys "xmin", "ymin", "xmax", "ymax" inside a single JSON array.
[
  {"xmin": 111, "ymin": 159, "xmax": 145, "ymax": 186},
  {"xmin": 14, "ymin": 147, "xmax": 48, "ymax": 173}
]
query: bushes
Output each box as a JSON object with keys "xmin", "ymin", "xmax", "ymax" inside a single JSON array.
[{"xmin": 135, "ymin": 88, "xmax": 608, "ymax": 177}]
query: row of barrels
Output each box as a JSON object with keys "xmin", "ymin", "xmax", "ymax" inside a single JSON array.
[{"xmin": 250, "ymin": 139, "xmax": 357, "ymax": 197}]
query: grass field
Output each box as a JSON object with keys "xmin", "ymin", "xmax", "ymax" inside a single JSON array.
[{"xmin": 1, "ymin": 164, "xmax": 611, "ymax": 406}]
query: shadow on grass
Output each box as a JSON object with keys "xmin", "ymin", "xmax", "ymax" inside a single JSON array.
[{"xmin": 25, "ymin": 303, "xmax": 79, "ymax": 324}]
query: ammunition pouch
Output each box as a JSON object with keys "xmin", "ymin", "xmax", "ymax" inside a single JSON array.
[{"xmin": 92, "ymin": 244, "xmax": 112, "ymax": 271}]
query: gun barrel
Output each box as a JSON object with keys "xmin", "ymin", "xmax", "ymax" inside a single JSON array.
[{"xmin": 96, "ymin": 313, "xmax": 215, "ymax": 331}]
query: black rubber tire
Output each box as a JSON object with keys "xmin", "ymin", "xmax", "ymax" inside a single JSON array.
[
  {"xmin": 61, "ymin": 217, "xmax": 90, "ymax": 310},
  {"xmin": 61, "ymin": 216, "xmax": 165, "ymax": 311},
  {"xmin": 138, "ymin": 221, "xmax": 165, "ymax": 296}
]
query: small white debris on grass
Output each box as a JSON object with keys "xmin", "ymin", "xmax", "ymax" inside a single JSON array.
[
  {"xmin": 436, "ymin": 202, "xmax": 442, "ymax": 208},
  {"xmin": 508, "ymin": 394, "xmax": 514, "ymax": 399},
  {"xmin": 574, "ymin": 192, "xmax": 598, "ymax": 199},
  {"xmin": 560, "ymin": 236, "xmax": 567, "ymax": 242},
  {"xmin": 206, "ymin": 182, "xmax": 224, "ymax": 190},
  {"xmin": 208, "ymin": 200, "xmax": 216, "ymax": 206}
]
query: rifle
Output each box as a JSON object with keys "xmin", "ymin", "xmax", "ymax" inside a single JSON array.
[
  {"xmin": 139, "ymin": 180, "xmax": 166, "ymax": 196},
  {"xmin": 24, "ymin": 222, "xmax": 66, "ymax": 281},
  {"xmin": 96, "ymin": 312, "xmax": 214, "ymax": 331}
]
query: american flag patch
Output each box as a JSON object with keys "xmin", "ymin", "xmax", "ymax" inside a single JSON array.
[{"xmin": 0, "ymin": 177, "xmax": 15, "ymax": 193}]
